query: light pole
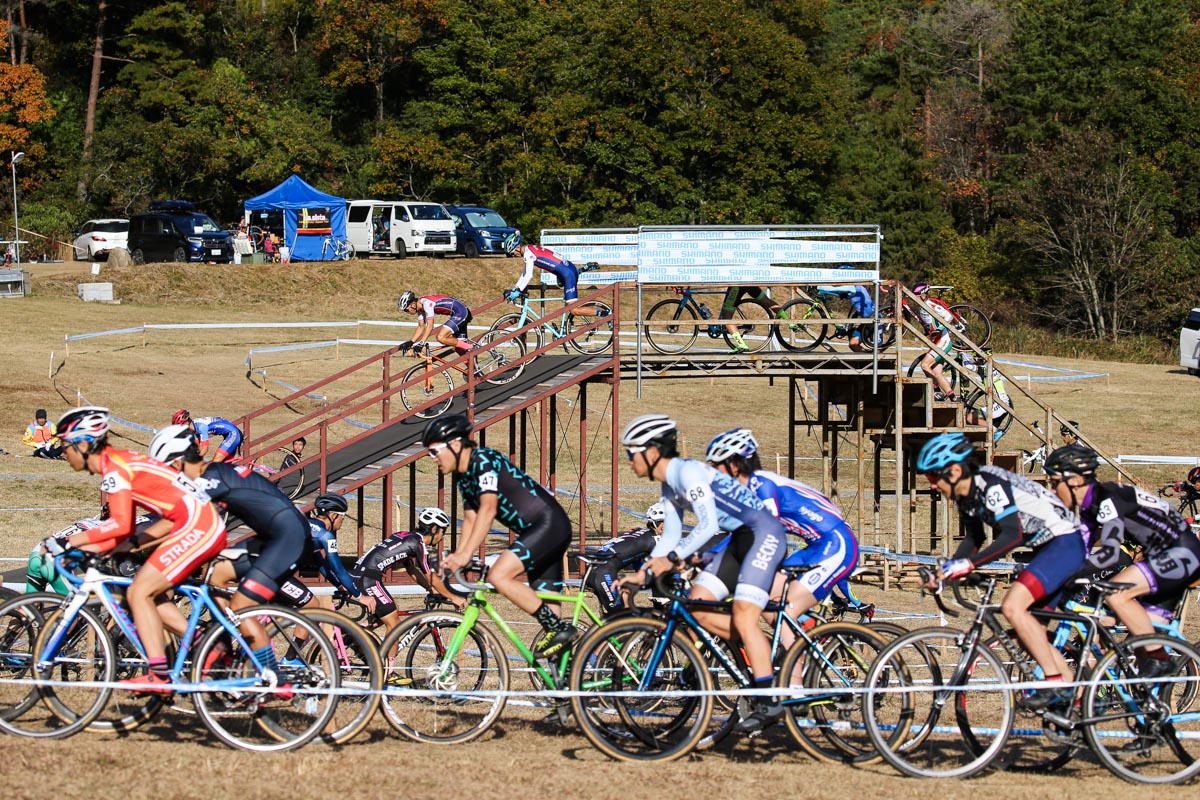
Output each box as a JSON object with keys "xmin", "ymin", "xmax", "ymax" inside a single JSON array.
[{"xmin": 10, "ymin": 151, "xmax": 25, "ymax": 269}]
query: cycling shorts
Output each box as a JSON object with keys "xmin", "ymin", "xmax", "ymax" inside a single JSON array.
[
  {"xmin": 234, "ymin": 507, "xmax": 308, "ymax": 602},
  {"xmin": 553, "ymin": 264, "xmax": 580, "ymax": 301},
  {"xmin": 144, "ymin": 504, "xmax": 227, "ymax": 585},
  {"xmin": 1015, "ymin": 532, "xmax": 1087, "ymax": 608},
  {"xmin": 232, "ymin": 550, "xmax": 313, "ymax": 607},
  {"xmin": 925, "ymin": 329, "xmax": 954, "ymax": 367},
  {"xmin": 439, "ymin": 308, "xmax": 473, "ymax": 338},
  {"xmin": 781, "ymin": 524, "xmax": 859, "ymax": 603},
  {"xmin": 1133, "ymin": 540, "xmax": 1200, "ymax": 605},
  {"xmin": 693, "ymin": 524, "xmax": 786, "ymax": 608},
  {"xmin": 357, "ymin": 580, "xmax": 397, "ymax": 618},
  {"xmin": 214, "ymin": 427, "xmax": 243, "ymax": 457},
  {"xmin": 506, "ymin": 505, "xmax": 573, "ymax": 592}
]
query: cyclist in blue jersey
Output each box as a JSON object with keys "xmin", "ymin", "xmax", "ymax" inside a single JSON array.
[
  {"xmin": 501, "ymin": 232, "xmax": 607, "ymax": 319},
  {"xmin": 305, "ymin": 493, "xmax": 361, "ymax": 598},
  {"xmin": 396, "ymin": 290, "xmax": 477, "ymax": 357},
  {"xmin": 172, "ymin": 409, "xmax": 243, "ymax": 463},
  {"xmin": 619, "ymin": 414, "xmax": 787, "ymax": 734},
  {"xmin": 816, "ymin": 265, "xmax": 876, "ymax": 351},
  {"xmin": 583, "ymin": 501, "xmax": 665, "ymax": 614},
  {"xmin": 426, "ymin": 413, "xmax": 577, "ymax": 656},
  {"xmin": 704, "ymin": 427, "xmax": 859, "ymax": 647}
]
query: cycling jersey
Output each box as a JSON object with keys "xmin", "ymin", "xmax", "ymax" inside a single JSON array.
[
  {"xmin": 351, "ymin": 531, "xmax": 430, "ymax": 581},
  {"xmin": 513, "ymin": 244, "xmax": 581, "ymax": 300},
  {"xmin": 951, "ymin": 466, "xmax": 1082, "ymax": 566},
  {"xmin": 193, "ymin": 416, "xmax": 243, "ymax": 456},
  {"xmin": 655, "ymin": 458, "xmax": 786, "ymax": 607},
  {"xmin": 308, "ymin": 519, "xmax": 360, "ymax": 595},
  {"xmin": 417, "ymin": 295, "xmax": 472, "ymax": 337},
  {"xmin": 815, "ymin": 285, "xmax": 875, "ymax": 319},
  {"xmin": 584, "ymin": 527, "xmax": 657, "ymax": 612}
]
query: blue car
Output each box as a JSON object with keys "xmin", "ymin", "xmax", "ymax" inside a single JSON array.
[{"xmin": 446, "ymin": 205, "xmax": 517, "ymax": 258}]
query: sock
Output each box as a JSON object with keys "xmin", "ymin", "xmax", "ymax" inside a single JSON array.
[
  {"xmin": 1138, "ymin": 647, "xmax": 1170, "ymax": 662},
  {"xmin": 252, "ymin": 644, "xmax": 279, "ymax": 672},
  {"xmin": 148, "ymin": 656, "xmax": 170, "ymax": 680},
  {"xmin": 753, "ymin": 675, "xmax": 775, "ymax": 707},
  {"xmin": 534, "ymin": 602, "xmax": 564, "ymax": 631}
]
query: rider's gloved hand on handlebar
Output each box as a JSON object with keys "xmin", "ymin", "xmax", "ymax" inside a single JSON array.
[
  {"xmin": 396, "ymin": 340, "xmax": 413, "ymax": 355},
  {"xmin": 504, "ymin": 288, "xmax": 524, "ymax": 303},
  {"xmin": 40, "ymin": 536, "xmax": 65, "ymax": 556},
  {"xmin": 939, "ymin": 558, "xmax": 973, "ymax": 581}
]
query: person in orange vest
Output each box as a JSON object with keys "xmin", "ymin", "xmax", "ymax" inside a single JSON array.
[{"xmin": 22, "ymin": 409, "xmax": 63, "ymax": 459}]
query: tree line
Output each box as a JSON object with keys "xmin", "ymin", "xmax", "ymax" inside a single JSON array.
[{"xmin": 3, "ymin": 0, "xmax": 1199, "ymax": 344}]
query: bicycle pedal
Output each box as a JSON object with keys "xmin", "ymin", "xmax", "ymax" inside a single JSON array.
[{"xmin": 1042, "ymin": 710, "xmax": 1076, "ymax": 731}]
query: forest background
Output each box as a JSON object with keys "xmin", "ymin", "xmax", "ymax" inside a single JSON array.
[{"xmin": 2, "ymin": 0, "xmax": 1199, "ymax": 358}]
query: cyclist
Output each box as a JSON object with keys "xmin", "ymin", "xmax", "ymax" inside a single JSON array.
[
  {"xmin": 26, "ymin": 510, "xmax": 158, "ymax": 594},
  {"xmin": 501, "ymin": 231, "xmax": 608, "ymax": 318},
  {"xmin": 704, "ymin": 427, "xmax": 859, "ymax": 648},
  {"xmin": 963, "ymin": 348, "xmax": 1013, "ymax": 441},
  {"xmin": 919, "ymin": 432, "xmax": 1086, "ymax": 710},
  {"xmin": 396, "ymin": 290, "xmax": 477, "ymax": 357},
  {"xmin": 305, "ymin": 492, "xmax": 362, "ymax": 600},
  {"xmin": 172, "ymin": 409, "xmax": 243, "ymax": 463},
  {"xmin": 147, "ymin": 423, "xmax": 311, "ymax": 671},
  {"xmin": 719, "ymin": 287, "xmax": 783, "ymax": 354},
  {"xmin": 582, "ymin": 501, "xmax": 666, "ymax": 614},
  {"xmin": 1059, "ymin": 420, "xmax": 1081, "ymax": 445},
  {"xmin": 618, "ymin": 414, "xmax": 787, "ymax": 733},
  {"xmin": 1045, "ymin": 444, "xmax": 1200, "ymax": 678},
  {"xmin": 912, "ymin": 283, "xmax": 958, "ymax": 401},
  {"xmin": 815, "ymin": 265, "xmax": 876, "ymax": 351},
  {"xmin": 425, "ymin": 413, "xmax": 577, "ymax": 656},
  {"xmin": 49, "ymin": 407, "xmax": 227, "ymax": 695},
  {"xmin": 1159, "ymin": 466, "xmax": 1200, "ymax": 521},
  {"xmin": 349, "ymin": 506, "xmax": 466, "ymax": 632}
]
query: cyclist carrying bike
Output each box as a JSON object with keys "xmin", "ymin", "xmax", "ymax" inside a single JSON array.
[
  {"xmin": 582, "ymin": 501, "xmax": 665, "ymax": 614},
  {"xmin": 912, "ymin": 283, "xmax": 958, "ymax": 401},
  {"xmin": 172, "ymin": 409, "xmax": 243, "ymax": 463},
  {"xmin": 719, "ymin": 287, "xmax": 783, "ymax": 354},
  {"xmin": 502, "ymin": 231, "xmax": 607, "ymax": 318},
  {"xmin": 704, "ymin": 427, "xmax": 859, "ymax": 648},
  {"xmin": 1045, "ymin": 444, "xmax": 1200, "ymax": 678},
  {"xmin": 349, "ymin": 506, "xmax": 466, "ymax": 632},
  {"xmin": 963, "ymin": 347, "xmax": 1013, "ymax": 441},
  {"xmin": 396, "ymin": 290, "xmax": 476, "ymax": 357},
  {"xmin": 425, "ymin": 413, "xmax": 577, "ymax": 656},
  {"xmin": 815, "ymin": 265, "xmax": 875, "ymax": 351},
  {"xmin": 919, "ymin": 432, "xmax": 1086, "ymax": 711},
  {"xmin": 619, "ymin": 414, "xmax": 787, "ymax": 734},
  {"xmin": 50, "ymin": 407, "xmax": 228, "ymax": 695}
]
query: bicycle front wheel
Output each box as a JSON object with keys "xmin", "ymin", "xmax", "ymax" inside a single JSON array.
[
  {"xmin": 489, "ymin": 313, "xmax": 544, "ymax": 358},
  {"xmin": 475, "ymin": 328, "xmax": 527, "ymax": 385},
  {"xmin": 379, "ymin": 611, "xmax": 509, "ymax": 744},
  {"xmin": 400, "ymin": 362, "xmax": 455, "ymax": 419},
  {"xmin": 724, "ymin": 298, "xmax": 774, "ymax": 353},
  {"xmin": 775, "ymin": 296, "xmax": 828, "ymax": 353},
  {"xmin": 298, "ymin": 608, "xmax": 383, "ymax": 745},
  {"xmin": 569, "ymin": 616, "xmax": 713, "ymax": 763},
  {"xmin": 644, "ymin": 299, "xmax": 698, "ymax": 354},
  {"xmin": 0, "ymin": 592, "xmax": 67, "ymax": 727},
  {"xmin": 567, "ymin": 301, "xmax": 615, "ymax": 354},
  {"xmin": 949, "ymin": 303, "xmax": 991, "ymax": 350},
  {"xmin": 863, "ymin": 627, "xmax": 1014, "ymax": 779}
]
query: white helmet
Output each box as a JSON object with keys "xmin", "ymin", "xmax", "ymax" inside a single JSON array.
[
  {"xmin": 645, "ymin": 501, "xmax": 666, "ymax": 524},
  {"xmin": 398, "ymin": 290, "xmax": 417, "ymax": 310},
  {"xmin": 417, "ymin": 507, "xmax": 451, "ymax": 530},
  {"xmin": 705, "ymin": 428, "xmax": 759, "ymax": 464},
  {"xmin": 148, "ymin": 424, "xmax": 197, "ymax": 464},
  {"xmin": 56, "ymin": 406, "xmax": 110, "ymax": 444},
  {"xmin": 621, "ymin": 414, "xmax": 678, "ymax": 447}
]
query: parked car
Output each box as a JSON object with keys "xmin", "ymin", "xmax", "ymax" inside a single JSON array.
[
  {"xmin": 345, "ymin": 200, "xmax": 456, "ymax": 258},
  {"xmin": 127, "ymin": 200, "xmax": 234, "ymax": 264},
  {"xmin": 71, "ymin": 218, "xmax": 129, "ymax": 261},
  {"xmin": 445, "ymin": 205, "xmax": 517, "ymax": 258},
  {"xmin": 1182, "ymin": 307, "xmax": 1200, "ymax": 376}
]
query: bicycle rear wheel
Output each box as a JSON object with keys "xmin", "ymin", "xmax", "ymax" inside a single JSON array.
[
  {"xmin": 567, "ymin": 301, "xmax": 615, "ymax": 354},
  {"xmin": 400, "ymin": 362, "xmax": 454, "ymax": 418},
  {"xmin": 775, "ymin": 296, "xmax": 828, "ymax": 352},
  {"xmin": 724, "ymin": 298, "xmax": 774, "ymax": 353},
  {"xmin": 949, "ymin": 303, "xmax": 991, "ymax": 350},
  {"xmin": 644, "ymin": 299, "xmax": 698, "ymax": 354},
  {"xmin": 297, "ymin": 608, "xmax": 383, "ymax": 745},
  {"xmin": 378, "ymin": 611, "xmax": 508, "ymax": 744},
  {"xmin": 474, "ymin": 328, "xmax": 527, "ymax": 385},
  {"xmin": 489, "ymin": 313, "xmax": 544, "ymax": 359}
]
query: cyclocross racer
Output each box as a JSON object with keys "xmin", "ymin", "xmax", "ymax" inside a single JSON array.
[
  {"xmin": 172, "ymin": 409, "xmax": 243, "ymax": 463},
  {"xmin": 583, "ymin": 501, "xmax": 666, "ymax": 614},
  {"xmin": 502, "ymin": 232, "xmax": 607, "ymax": 318},
  {"xmin": 397, "ymin": 290, "xmax": 476, "ymax": 357}
]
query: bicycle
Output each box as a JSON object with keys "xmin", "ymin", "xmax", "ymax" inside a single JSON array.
[
  {"xmin": 488, "ymin": 291, "xmax": 614, "ymax": 357},
  {"xmin": 0, "ymin": 549, "xmax": 341, "ymax": 752},
  {"xmin": 230, "ymin": 447, "xmax": 305, "ymax": 500},
  {"xmin": 1019, "ymin": 420, "xmax": 1053, "ymax": 474},
  {"xmin": 642, "ymin": 285, "xmax": 776, "ymax": 354},
  {"xmin": 320, "ymin": 235, "xmax": 355, "ymax": 261},
  {"xmin": 774, "ymin": 286, "xmax": 888, "ymax": 353},
  {"xmin": 397, "ymin": 336, "xmax": 527, "ymax": 419},
  {"xmin": 876, "ymin": 284, "xmax": 992, "ymax": 352},
  {"xmin": 332, "ymin": 588, "xmax": 458, "ymax": 639},
  {"xmin": 862, "ymin": 570, "xmax": 1200, "ymax": 783},
  {"xmin": 1159, "ymin": 483, "xmax": 1200, "ymax": 522},
  {"xmin": 295, "ymin": 607, "xmax": 384, "ymax": 745}
]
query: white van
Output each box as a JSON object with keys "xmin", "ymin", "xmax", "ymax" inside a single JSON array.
[
  {"xmin": 345, "ymin": 200, "xmax": 457, "ymax": 258},
  {"xmin": 1182, "ymin": 307, "xmax": 1200, "ymax": 376}
]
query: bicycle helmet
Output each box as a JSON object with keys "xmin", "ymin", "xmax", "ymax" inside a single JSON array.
[
  {"xmin": 172, "ymin": 409, "xmax": 191, "ymax": 425},
  {"xmin": 912, "ymin": 283, "xmax": 930, "ymax": 296},
  {"xmin": 313, "ymin": 493, "xmax": 348, "ymax": 514},
  {"xmin": 1044, "ymin": 444, "xmax": 1100, "ymax": 480},
  {"xmin": 148, "ymin": 424, "xmax": 197, "ymax": 464},
  {"xmin": 1059, "ymin": 420, "xmax": 1080, "ymax": 438},
  {"xmin": 621, "ymin": 414, "xmax": 678, "ymax": 449},
  {"xmin": 56, "ymin": 407, "xmax": 110, "ymax": 444},
  {"xmin": 422, "ymin": 413, "xmax": 472, "ymax": 447},
  {"xmin": 502, "ymin": 231, "xmax": 523, "ymax": 254},
  {"xmin": 645, "ymin": 501, "xmax": 666, "ymax": 525},
  {"xmin": 916, "ymin": 433, "xmax": 976, "ymax": 473},
  {"xmin": 1188, "ymin": 466, "xmax": 1200, "ymax": 483},
  {"xmin": 704, "ymin": 428, "xmax": 759, "ymax": 464},
  {"xmin": 397, "ymin": 290, "xmax": 417, "ymax": 311},
  {"xmin": 417, "ymin": 507, "xmax": 451, "ymax": 530}
]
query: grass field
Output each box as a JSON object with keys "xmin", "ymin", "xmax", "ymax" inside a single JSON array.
[{"xmin": 2, "ymin": 257, "xmax": 1199, "ymax": 794}]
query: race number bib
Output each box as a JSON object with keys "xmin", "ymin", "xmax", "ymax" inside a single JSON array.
[
  {"xmin": 984, "ymin": 485, "xmax": 1010, "ymax": 514},
  {"xmin": 479, "ymin": 470, "xmax": 499, "ymax": 492}
]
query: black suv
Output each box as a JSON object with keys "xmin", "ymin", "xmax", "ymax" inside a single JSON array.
[{"xmin": 127, "ymin": 200, "xmax": 234, "ymax": 264}]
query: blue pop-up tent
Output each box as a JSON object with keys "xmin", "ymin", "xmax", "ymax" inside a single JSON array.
[{"xmin": 243, "ymin": 175, "xmax": 347, "ymax": 261}]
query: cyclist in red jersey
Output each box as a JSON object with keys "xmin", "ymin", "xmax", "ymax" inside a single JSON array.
[
  {"xmin": 396, "ymin": 290, "xmax": 476, "ymax": 356},
  {"xmin": 49, "ymin": 407, "xmax": 227, "ymax": 694}
]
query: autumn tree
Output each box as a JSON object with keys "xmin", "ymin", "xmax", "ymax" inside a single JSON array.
[{"xmin": 0, "ymin": 19, "xmax": 53, "ymax": 154}]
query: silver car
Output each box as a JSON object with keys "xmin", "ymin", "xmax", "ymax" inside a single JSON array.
[{"xmin": 72, "ymin": 218, "xmax": 129, "ymax": 260}]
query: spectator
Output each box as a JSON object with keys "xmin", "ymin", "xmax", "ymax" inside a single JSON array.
[
  {"xmin": 282, "ymin": 437, "xmax": 306, "ymax": 469},
  {"xmin": 263, "ymin": 233, "xmax": 279, "ymax": 263},
  {"xmin": 22, "ymin": 409, "xmax": 63, "ymax": 459}
]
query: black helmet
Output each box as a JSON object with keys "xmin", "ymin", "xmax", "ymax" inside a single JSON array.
[
  {"xmin": 1188, "ymin": 466, "xmax": 1200, "ymax": 483},
  {"xmin": 1044, "ymin": 444, "xmax": 1100, "ymax": 480},
  {"xmin": 1059, "ymin": 420, "xmax": 1080, "ymax": 438},
  {"xmin": 313, "ymin": 493, "xmax": 348, "ymax": 514},
  {"xmin": 422, "ymin": 414, "xmax": 472, "ymax": 446}
]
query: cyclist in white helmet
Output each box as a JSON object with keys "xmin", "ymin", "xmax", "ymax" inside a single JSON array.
[{"xmin": 583, "ymin": 501, "xmax": 666, "ymax": 614}]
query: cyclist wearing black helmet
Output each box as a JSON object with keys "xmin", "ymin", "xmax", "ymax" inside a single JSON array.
[
  {"xmin": 919, "ymin": 432, "xmax": 1084, "ymax": 711},
  {"xmin": 425, "ymin": 414, "xmax": 577, "ymax": 656},
  {"xmin": 619, "ymin": 414, "xmax": 787, "ymax": 734},
  {"xmin": 396, "ymin": 291, "xmax": 476, "ymax": 358},
  {"xmin": 1047, "ymin": 444, "xmax": 1200, "ymax": 678},
  {"xmin": 1159, "ymin": 466, "xmax": 1200, "ymax": 519},
  {"xmin": 306, "ymin": 493, "xmax": 361, "ymax": 598}
]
